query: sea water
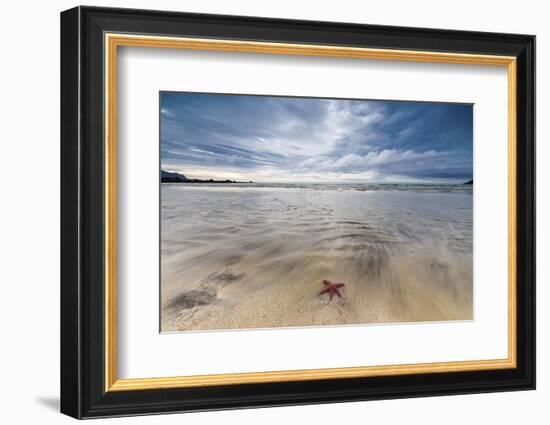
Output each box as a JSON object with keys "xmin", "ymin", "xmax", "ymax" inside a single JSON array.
[{"xmin": 160, "ymin": 183, "xmax": 473, "ymax": 332}]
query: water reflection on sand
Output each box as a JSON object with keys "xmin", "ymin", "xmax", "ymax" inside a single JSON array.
[{"xmin": 161, "ymin": 184, "xmax": 473, "ymax": 332}]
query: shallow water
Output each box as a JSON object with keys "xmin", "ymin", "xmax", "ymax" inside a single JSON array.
[{"xmin": 160, "ymin": 183, "xmax": 473, "ymax": 332}]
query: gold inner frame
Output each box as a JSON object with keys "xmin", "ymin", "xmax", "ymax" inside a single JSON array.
[{"xmin": 104, "ymin": 33, "xmax": 517, "ymax": 392}]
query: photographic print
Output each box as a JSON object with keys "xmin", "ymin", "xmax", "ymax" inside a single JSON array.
[
  {"xmin": 160, "ymin": 92, "xmax": 473, "ymax": 332},
  {"xmin": 61, "ymin": 9, "xmax": 535, "ymax": 416}
]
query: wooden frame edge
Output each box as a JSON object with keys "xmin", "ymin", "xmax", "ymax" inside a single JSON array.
[{"xmin": 108, "ymin": 358, "xmax": 516, "ymax": 391}]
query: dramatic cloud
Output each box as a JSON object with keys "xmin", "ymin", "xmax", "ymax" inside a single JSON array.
[{"xmin": 160, "ymin": 92, "xmax": 472, "ymax": 183}]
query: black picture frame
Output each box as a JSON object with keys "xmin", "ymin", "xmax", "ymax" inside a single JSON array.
[{"xmin": 61, "ymin": 5, "xmax": 535, "ymax": 419}]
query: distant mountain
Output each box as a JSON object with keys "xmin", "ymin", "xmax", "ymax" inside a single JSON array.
[
  {"xmin": 161, "ymin": 170, "xmax": 188, "ymax": 182},
  {"xmin": 161, "ymin": 169, "xmax": 251, "ymax": 184},
  {"xmin": 463, "ymin": 179, "xmax": 473, "ymax": 185}
]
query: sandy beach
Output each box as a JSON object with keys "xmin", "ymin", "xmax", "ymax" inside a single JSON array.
[{"xmin": 160, "ymin": 183, "xmax": 473, "ymax": 332}]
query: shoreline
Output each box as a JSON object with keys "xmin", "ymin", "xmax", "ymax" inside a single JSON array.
[{"xmin": 160, "ymin": 185, "xmax": 473, "ymax": 333}]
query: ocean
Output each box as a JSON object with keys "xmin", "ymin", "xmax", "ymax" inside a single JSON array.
[{"xmin": 160, "ymin": 183, "xmax": 473, "ymax": 332}]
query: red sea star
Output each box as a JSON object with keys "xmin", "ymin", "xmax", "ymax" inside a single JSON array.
[{"xmin": 319, "ymin": 279, "xmax": 345, "ymax": 300}]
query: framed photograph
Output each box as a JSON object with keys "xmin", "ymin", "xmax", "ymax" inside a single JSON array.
[{"xmin": 60, "ymin": 6, "xmax": 535, "ymax": 419}]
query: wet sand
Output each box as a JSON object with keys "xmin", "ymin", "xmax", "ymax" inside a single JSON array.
[{"xmin": 161, "ymin": 184, "xmax": 473, "ymax": 332}]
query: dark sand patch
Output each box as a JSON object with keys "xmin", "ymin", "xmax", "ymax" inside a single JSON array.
[
  {"xmin": 207, "ymin": 271, "xmax": 245, "ymax": 284},
  {"xmin": 169, "ymin": 288, "xmax": 216, "ymax": 310}
]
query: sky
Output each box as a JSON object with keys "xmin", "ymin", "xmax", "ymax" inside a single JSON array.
[{"xmin": 160, "ymin": 92, "xmax": 473, "ymax": 183}]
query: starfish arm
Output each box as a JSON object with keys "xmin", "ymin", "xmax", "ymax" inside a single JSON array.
[{"xmin": 320, "ymin": 280, "xmax": 346, "ymax": 300}]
